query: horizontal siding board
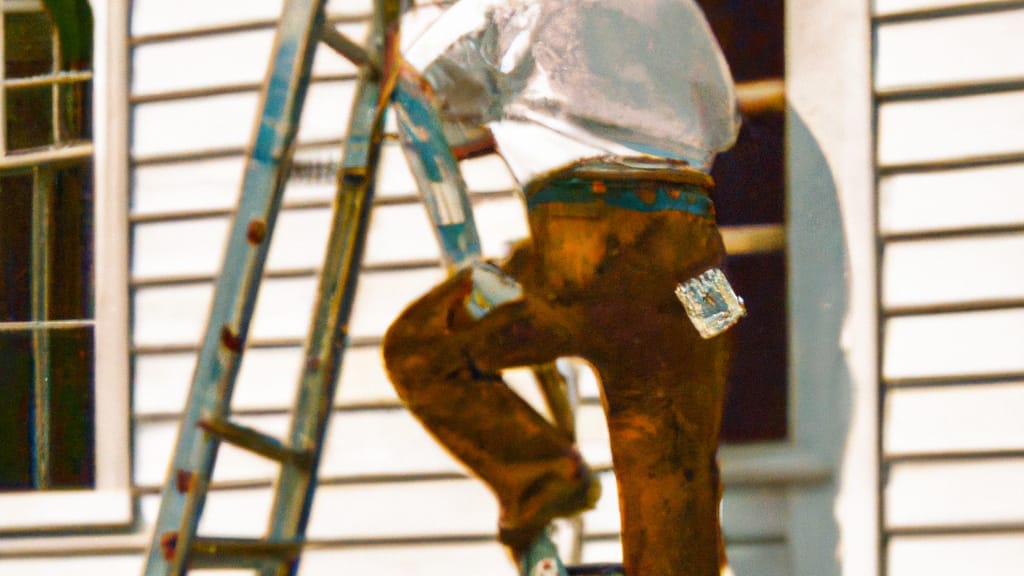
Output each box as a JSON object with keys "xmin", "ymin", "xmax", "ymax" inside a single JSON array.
[
  {"xmin": 132, "ymin": 156, "xmax": 246, "ymax": 215},
  {"xmin": 134, "ymin": 419, "xmax": 284, "ymax": 487},
  {"xmin": 473, "ymin": 196, "xmax": 531, "ymax": 258},
  {"xmin": 130, "ymin": 0, "xmax": 372, "ymax": 40},
  {"xmin": 296, "ymin": 81, "xmax": 359, "ymax": 143},
  {"xmin": 134, "ymin": 345, "xmax": 405, "ymax": 417},
  {"xmin": 883, "ymin": 308, "xmax": 1024, "ymax": 380},
  {"xmin": 0, "ymin": 555, "xmax": 143, "ymax": 576},
  {"xmin": 298, "ymin": 544, "xmax": 515, "ymax": 576},
  {"xmin": 132, "ymin": 282, "xmax": 214, "ymax": 347},
  {"xmin": 875, "ymin": 8, "xmax": 1024, "ymax": 91},
  {"xmin": 130, "ymin": 144, "xmax": 466, "ymax": 217},
  {"xmin": 129, "ymin": 198, "xmax": 521, "ymax": 281},
  {"xmin": 347, "ymin": 268, "xmax": 446, "ymax": 338},
  {"xmin": 874, "ymin": 0, "xmax": 1023, "ymax": 17},
  {"xmin": 879, "ymin": 163, "xmax": 1024, "ymax": 236},
  {"xmin": 131, "ymin": 267, "xmax": 443, "ymax": 347},
  {"xmin": 317, "ymin": 411, "xmax": 463, "ymax": 478},
  {"xmin": 132, "ymin": 217, "xmax": 231, "ymax": 280},
  {"xmin": 885, "ymin": 381, "xmax": 1024, "ymax": 455},
  {"xmin": 134, "ymin": 411, "xmax": 465, "ymax": 488},
  {"xmin": 266, "ymin": 208, "xmax": 334, "ymax": 269},
  {"xmin": 131, "ymin": 29, "xmax": 275, "ymax": 96},
  {"xmin": 885, "ymin": 457, "xmax": 1024, "ymax": 528},
  {"xmin": 129, "ymin": 81, "xmax": 355, "ymax": 159},
  {"xmin": 888, "ymin": 533, "xmax": 1024, "ymax": 576},
  {"xmin": 134, "ymin": 403, "xmax": 609, "ymax": 489},
  {"xmin": 132, "ymin": 92, "xmax": 260, "ymax": 158},
  {"xmin": 459, "ymin": 154, "xmax": 518, "ymax": 192},
  {"xmin": 130, "ymin": 0, "xmax": 286, "ymax": 38},
  {"xmin": 882, "ymin": 232, "xmax": 1024, "ymax": 308},
  {"xmin": 363, "ymin": 203, "xmax": 445, "ymax": 265},
  {"xmin": 877, "ymin": 90, "xmax": 1024, "ymax": 167},
  {"xmin": 306, "ymin": 481, "xmax": 498, "ymax": 539},
  {"xmin": 131, "ymin": 26, "xmax": 365, "ymax": 98}
]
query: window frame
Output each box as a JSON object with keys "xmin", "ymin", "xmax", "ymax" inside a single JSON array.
[
  {"xmin": 0, "ymin": 0, "xmax": 132, "ymax": 533},
  {"xmin": 714, "ymin": 0, "xmax": 879, "ymax": 575}
]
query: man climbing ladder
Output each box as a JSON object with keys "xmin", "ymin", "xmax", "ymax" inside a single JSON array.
[{"xmin": 385, "ymin": 1, "xmax": 746, "ymax": 574}]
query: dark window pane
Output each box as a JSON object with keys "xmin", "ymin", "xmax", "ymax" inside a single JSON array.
[
  {"xmin": 721, "ymin": 251, "xmax": 788, "ymax": 443},
  {"xmin": 4, "ymin": 12, "xmax": 54, "ymax": 78},
  {"xmin": 59, "ymin": 80, "xmax": 92, "ymax": 142},
  {"xmin": 49, "ymin": 163, "xmax": 94, "ymax": 321},
  {"xmin": 0, "ymin": 174, "xmax": 33, "ymax": 321},
  {"xmin": 0, "ymin": 331, "xmax": 34, "ymax": 491},
  {"xmin": 695, "ymin": 0, "xmax": 784, "ymax": 82},
  {"xmin": 48, "ymin": 327, "xmax": 95, "ymax": 488},
  {"xmin": 713, "ymin": 110, "xmax": 785, "ymax": 226},
  {"xmin": 6, "ymin": 86, "xmax": 54, "ymax": 151}
]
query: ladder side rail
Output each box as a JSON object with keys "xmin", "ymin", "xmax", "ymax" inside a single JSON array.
[
  {"xmin": 262, "ymin": 4, "xmax": 403, "ymax": 575},
  {"xmin": 142, "ymin": 1, "xmax": 327, "ymax": 574},
  {"xmin": 392, "ymin": 74, "xmax": 482, "ymax": 271}
]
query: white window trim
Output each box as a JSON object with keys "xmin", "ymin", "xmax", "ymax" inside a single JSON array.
[
  {"xmin": 707, "ymin": 0, "xmax": 878, "ymax": 575},
  {"xmin": 781, "ymin": 0, "xmax": 878, "ymax": 575},
  {"xmin": 0, "ymin": 0, "xmax": 132, "ymax": 533}
]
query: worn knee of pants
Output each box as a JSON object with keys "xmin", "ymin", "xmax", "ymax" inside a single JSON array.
[{"xmin": 383, "ymin": 268, "xmax": 587, "ymax": 516}]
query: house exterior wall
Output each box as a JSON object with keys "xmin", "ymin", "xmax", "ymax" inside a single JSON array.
[{"xmin": 16, "ymin": 0, "xmax": 1009, "ymax": 574}]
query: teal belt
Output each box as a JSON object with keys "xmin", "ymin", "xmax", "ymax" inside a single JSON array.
[{"xmin": 527, "ymin": 177, "xmax": 715, "ymax": 220}]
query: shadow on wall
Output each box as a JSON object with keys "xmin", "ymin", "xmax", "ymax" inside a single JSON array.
[{"xmin": 781, "ymin": 108, "xmax": 851, "ymax": 576}]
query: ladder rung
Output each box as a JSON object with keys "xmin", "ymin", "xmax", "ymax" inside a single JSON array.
[
  {"xmin": 199, "ymin": 418, "xmax": 312, "ymax": 466},
  {"xmin": 189, "ymin": 536, "xmax": 302, "ymax": 569},
  {"xmin": 319, "ymin": 23, "xmax": 377, "ymax": 73},
  {"xmin": 567, "ymin": 564, "xmax": 625, "ymax": 576}
]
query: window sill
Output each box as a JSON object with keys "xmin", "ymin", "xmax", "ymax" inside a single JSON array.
[
  {"xmin": 720, "ymin": 442, "xmax": 833, "ymax": 487},
  {"xmin": 0, "ymin": 489, "xmax": 132, "ymax": 534}
]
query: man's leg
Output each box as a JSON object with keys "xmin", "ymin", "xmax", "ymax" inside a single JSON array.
[
  {"xmin": 560, "ymin": 209, "xmax": 732, "ymax": 575},
  {"xmin": 383, "ymin": 266, "xmax": 599, "ymax": 552},
  {"xmin": 593, "ymin": 333, "xmax": 731, "ymax": 576}
]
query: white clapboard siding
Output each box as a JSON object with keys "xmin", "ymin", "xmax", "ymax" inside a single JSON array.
[
  {"xmin": 885, "ymin": 382, "xmax": 1024, "ymax": 455},
  {"xmin": 886, "ymin": 458, "xmax": 1024, "ymax": 528},
  {"xmin": 874, "ymin": 0, "xmax": 1012, "ymax": 16},
  {"xmin": 884, "ymin": 309, "xmax": 1024, "ymax": 381},
  {"xmin": 879, "ymin": 164, "xmax": 1024, "ymax": 236},
  {"xmin": 877, "ymin": 90, "xmax": 1024, "ymax": 167},
  {"xmin": 875, "ymin": 8, "xmax": 1024, "ymax": 91},
  {"xmin": 883, "ymin": 233, "xmax": 1024, "ymax": 308},
  {"xmin": 876, "ymin": 2, "xmax": 1024, "ymax": 575},
  {"xmin": 0, "ymin": 556, "xmax": 144, "ymax": 576},
  {"xmin": 888, "ymin": 534, "xmax": 1024, "ymax": 576}
]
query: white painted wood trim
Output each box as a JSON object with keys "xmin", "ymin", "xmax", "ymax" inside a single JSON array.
[
  {"xmin": 0, "ymin": 490, "xmax": 132, "ymax": 533},
  {"xmin": 786, "ymin": 0, "xmax": 878, "ymax": 576},
  {"xmin": 0, "ymin": 0, "xmax": 134, "ymax": 532},
  {"xmin": 91, "ymin": 0, "xmax": 132, "ymax": 496},
  {"xmin": 0, "ymin": 142, "xmax": 94, "ymax": 170},
  {"xmin": 3, "ymin": 0, "xmax": 45, "ymax": 13}
]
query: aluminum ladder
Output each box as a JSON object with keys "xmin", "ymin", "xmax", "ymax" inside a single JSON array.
[
  {"xmin": 141, "ymin": 0, "xmax": 402, "ymax": 573},
  {"xmin": 140, "ymin": 0, "xmax": 620, "ymax": 574}
]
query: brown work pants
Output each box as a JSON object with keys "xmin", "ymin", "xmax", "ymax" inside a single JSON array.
[{"xmin": 384, "ymin": 199, "xmax": 732, "ymax": 576}]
